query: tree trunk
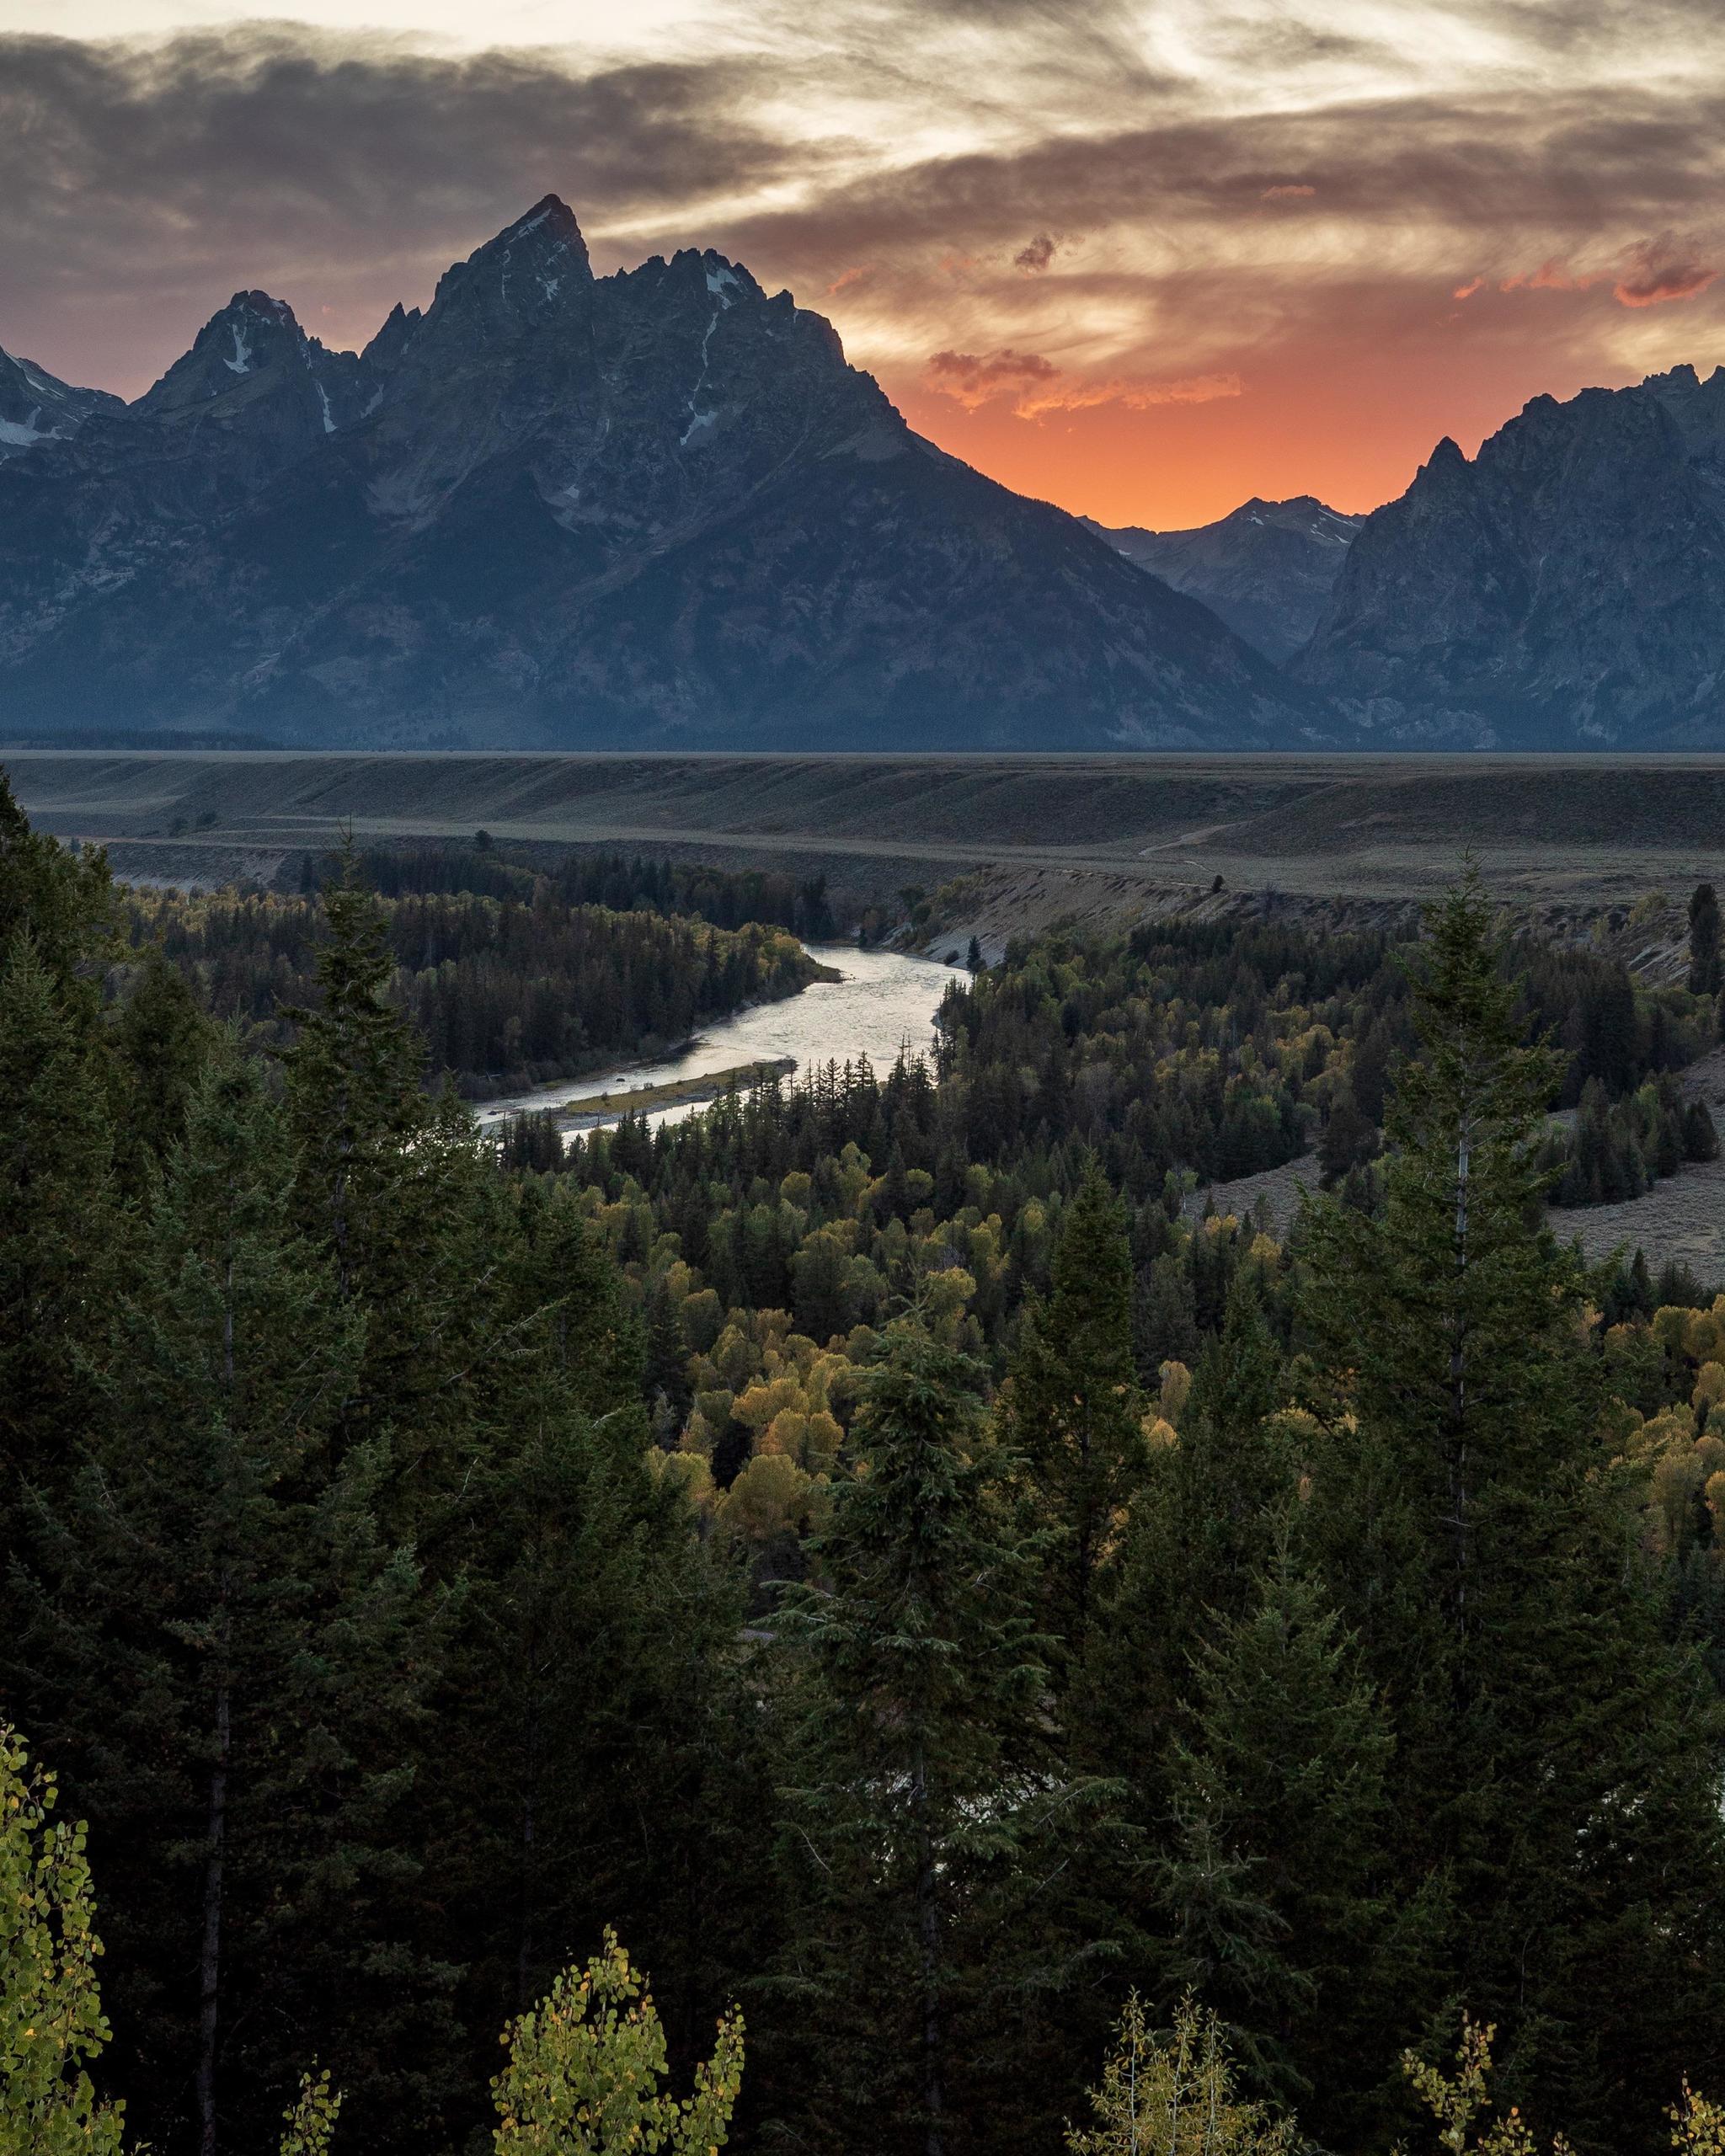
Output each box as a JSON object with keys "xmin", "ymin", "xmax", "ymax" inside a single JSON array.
[
  {"xmin": 197, "ymin": 1604, "xmax": 231, "ymax": 2156},
  {"xmin": 516, "ymin": 1699, "xmax": 538, "ymax": 2012},
  {"xmin": 912, "ymin": 1740, "xmax": 944, "ymax": 2156},
  {"xmin": 1075, "ymin": 1406, "xmax": 1093, "ymax": 1645},
  {"xmin": 1450, "ymin": 1097, "xmax": 1473, "ymax": 1630}
]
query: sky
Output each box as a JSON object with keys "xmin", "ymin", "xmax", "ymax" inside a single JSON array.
[{"xmin": 3, "ymin": 0, "xmax": 1722, "ymax": 528}]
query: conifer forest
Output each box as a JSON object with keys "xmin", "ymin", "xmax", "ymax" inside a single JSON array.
[{"xmin": 12, "ymin": 771, "xmax": 1725, "ymax": 2156}]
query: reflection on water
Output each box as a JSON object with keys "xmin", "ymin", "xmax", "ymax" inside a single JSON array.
[{"xmin": 474, "ymin": 943, "xmax": 960, "ymax": 1133}]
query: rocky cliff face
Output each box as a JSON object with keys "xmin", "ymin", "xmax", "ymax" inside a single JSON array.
[
  {"xmin": 0, "ymin": 198, "xmax": 1331, "ymax": 750},
  {"xmin": 1087, "ymin": 496, "xmax": 1360, "ymax": 664},
  {"xmin": 1298, "ymin": 366, "xmax": 1725, "ymax": 744}
]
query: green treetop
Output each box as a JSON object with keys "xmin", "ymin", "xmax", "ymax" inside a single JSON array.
[{"xmin": 1004, "ymin": 1166, "xmax": 1148, "ymax": 1650}]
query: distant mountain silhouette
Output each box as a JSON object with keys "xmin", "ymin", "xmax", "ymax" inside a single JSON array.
[{"xmin": 0, "ymin": 198, "xmax": 1328, "ymax": 750}]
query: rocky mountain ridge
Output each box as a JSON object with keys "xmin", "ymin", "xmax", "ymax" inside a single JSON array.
[
  {"xmin": 0, "ymin": 198, "xmax": 1327, "ymax": 751},
  {"xmin": 1298, "ymin": 365, "xmax": 1725, "ymax": 744},
  {"xmin": 1087, "ymin": 495, "xmax": 1361, "ymax": 663}
]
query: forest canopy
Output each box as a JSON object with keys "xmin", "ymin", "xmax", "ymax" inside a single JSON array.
[{"xmin": 3, "ymin": 773, "xmax": 1725, "ymax": 2156}]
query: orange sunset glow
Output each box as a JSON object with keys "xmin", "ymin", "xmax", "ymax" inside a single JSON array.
[{"xmin": 3, "ymin": 0, "xmax": 1722, "ymax": 530}]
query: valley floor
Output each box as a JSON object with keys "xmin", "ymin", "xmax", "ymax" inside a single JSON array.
[{"xmin": 13, "ymin": 749, "xmax": 1725, "ymax": 926}]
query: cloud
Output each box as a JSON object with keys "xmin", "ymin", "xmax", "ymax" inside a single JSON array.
[
  {"xmin": 1498, "ymin": 258, "xmax": 1599, "ymax": 291},
  {"xmin": 1488, "ymin": 235, "xmax": 1718, "ymax": 307},
  {"xmin": 927, "ymin": 345, "xmax": 1059, "ymax": 405},
  {"xmin": 0, "ymin": 25, "xmax": 806, "ymax": 387},
  {"xmin": 1614, "ymin": 233, "xmax": 1718, "ymax": 306},
  {"xmin": 7, "ymin": 0, "xmax": 1725, "ymax": 520},
  {"xmin": 1012, "ymin": 370, "xmax": 1243, "ymax": 416},
  {"xmin": 927, "ymin": 345, "xmax": 1240, "ymax": 416}
]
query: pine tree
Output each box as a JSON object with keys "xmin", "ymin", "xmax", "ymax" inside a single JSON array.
[
  {"xmin": 1004, "ymin": 1166, "xmax": 1148, "ymax": 1649},
  {"xmin": 1300, "ymin": 866, "xmax": 1576, "ymax": 1660},
  {"xmin": 0, "ymin": 937, "xmax": 119, "ymax": 1498},
  {"xmin": 0, "ymin": 771, "xmax": 118, "ymax": 1021},
  {"xmin": 1299, "ymin": 868, "xmax": 1725, "ymax": 2145},
  {"xmin": 1690, "ymin": 883, "xmax": 1722, "ymax": 997},
  {"xmin": 1153, "ymin": 1536, "xmax": 1416, "ymax": 2138},
  {"xmin": 773, "ymin": 1310, "xmax": 1087, "ymax": 2155},
  {"xmin": 109, "ymin": 942, "xmax": 216, "ymax": 1193},
  {"xmin": 281, "ymin": 861, "xmax": 507, "ymax": 1541},
  {"xmin": 434, "ymin": 1394, "xmax": 752, "ymax": 2068},
  {"xmin": 13, "ymin": 1049, "xmax": 451, "ymax": 2156},
  {"xmin": 0, "ymin": 785, "xmax": 126, "ymax": 1523},
  {"xmin": 282, "ymin": 851, "xmax": 430, "ymax": 1304},
  {"xmin": 1085, "ymin": 1271, "xmax": 1296, "ymax": 1816}
]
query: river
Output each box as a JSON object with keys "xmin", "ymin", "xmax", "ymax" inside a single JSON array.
[{"xmin": 473, "ymin": 943, "xmax": 961, "ymax": 1134}]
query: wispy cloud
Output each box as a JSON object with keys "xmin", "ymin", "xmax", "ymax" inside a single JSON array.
[
  {"xmin": 4, "ymin": 0, "xmax": 1725, "ymax": 519},
  {"xmin": 1614, "ymin": 233, "xmax": 1718, "ymax": 306},
  {"xmin": 927, "ymin": 345, "xmax": 1240, "ymax": 416}
]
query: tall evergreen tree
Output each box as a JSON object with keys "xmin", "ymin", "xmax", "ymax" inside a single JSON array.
[
  {"xmin": 1003, "ymin": 1166, "xmax": 1148, "ymax": 1649},
  {"xmin": 109, "ymin": 942, "xmax": 216, "ymax": 1194},
  {"xmin": 1689, "ymin": 882, "xmax": 1722, "ymax": 997},
  {"xmin": 0, "ymin": 937, "xmax": 119, "ymax": 1500},
  {"xmin": 0, "ymin": 772, "xmax": 117, "ymax": 1018},
  {"xmin": 281, "ymin": 861, "xmax": 509, "ymax": 1545},
  {"xmin": 1152, "ymin": 1534, "xmax": 1417, "ymax": 2141},
  {"xmin": 12, "ymin": 1049, "xmax": 451, "ymax": 2156},
  {"xmin": 772, "ymin": 1311, "xmax": 1089, "ymax": 2156},
  {"xmin": 1084, "ymin": 1270, "xmax": 1296, "ymax": 1812},
  {"xmin": 433, "ymin": 1393, "xmax": 759, "ymax": 2105},
  {"xmin": 282, "ymin": 854, "xmax": 430, "ymax": 1305},
  {"xmin": 1300, "ymin": 868, "xmax": 1725, "ymax": 2147}
]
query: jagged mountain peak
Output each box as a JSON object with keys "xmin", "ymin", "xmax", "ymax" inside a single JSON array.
[
  {"xmin": 0, "ymin": 196, "xmax": 1332, "ymax": 750},
  {"xmin": 1299, "ymin": 360, "xmax": 1725, "ymax": 742},
  {"xmin": 420, "ymin": 195, "xmax": 595, "ymax": 344},
  {"xmin": 501, "ymin": 193, "xmax": 586, "ymax": 250},
  {"xmin": 362, "ymin": 302, "xmax": 423, "ymax": 374},
  {"xmin": 134, "ymin": 289, "xmax": 325, "ymax": 414}
]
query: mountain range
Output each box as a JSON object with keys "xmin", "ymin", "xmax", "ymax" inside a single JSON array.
[
  {"xmin": 1085, "ymin": 498, "xmax": 1361, "ymax": 664},
  {"xmin": 3, "ymin": 199, "xmax": 1722, "ymax": 751},
  {"xmin": 1295, "ymin": 364, "xmax": 1725, "ymax": 745},
  {"xmin": 0, "ymin": 199, "xmax": 1323, "ymax": 752}
]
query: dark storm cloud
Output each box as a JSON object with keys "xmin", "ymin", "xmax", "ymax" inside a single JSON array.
[
  {"xmin": 1012, "ymin": 232, "xmax": 1058, "ymax": 272},
  {"xmin": 696, "ymin": 88, "xmax": 1725, "ymax": 272},
  {"xmin": 927, "ymin": 344, "xmax": 1057, "ymax": 395},
  {"xmin": 6, "ymin": 1, "xmax": 1725, "ymax": 414},
  {"xmin": 0, "ymin": 26, "xmax": 808, "ymax": 381}
]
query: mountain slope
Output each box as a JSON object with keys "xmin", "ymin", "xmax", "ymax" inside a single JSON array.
[
  {"xmin": 0, "ymin": 350, "xmax": 122, "ymax": 462},
  {"xmin": 1086, "ymin": 496, "xmax": 1360, "ymax": 663},
  {"xmin": 1298, "ymin": 366, "xmax": 1725, "ymax": 744},
  {"xmin": 0, "ymin": 200, "xmax": 1335, "ymax": 751}
]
